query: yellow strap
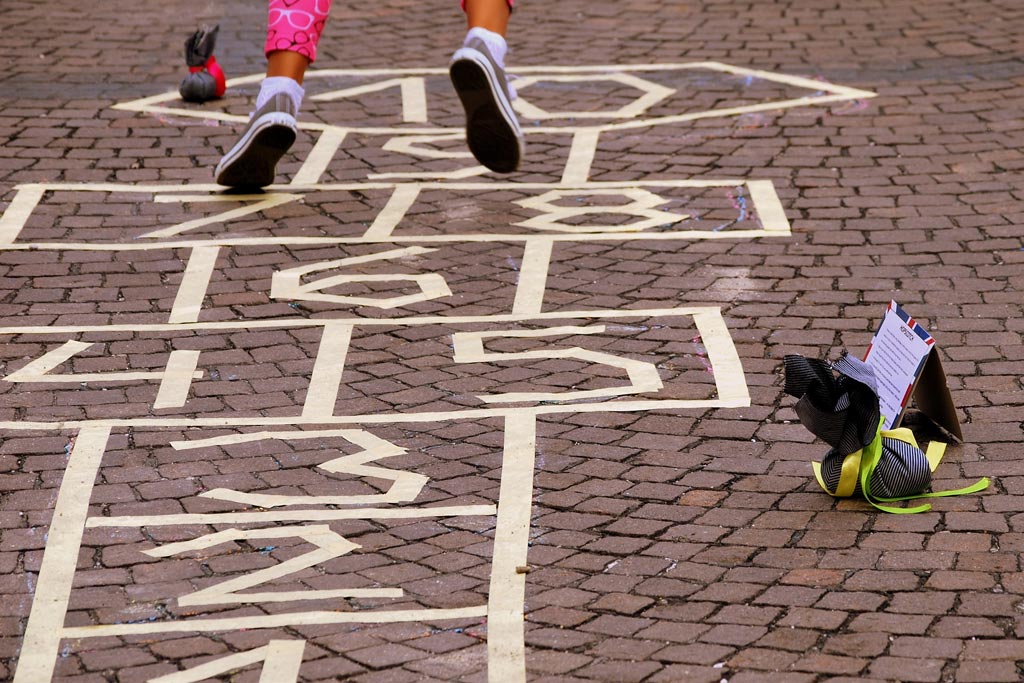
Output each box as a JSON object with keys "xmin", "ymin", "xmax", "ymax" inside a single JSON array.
[
  {"xmin": 811, "ymin": 450, "xmax": 862, "ymax": 497},
  {"xmin": 811, "ymin": 461, "xmax": 829, "ymax": 494},
  {"xmin": 925, "ymin": 441, "xmax": 945, "ymax": 473},
  {"xmin": 835, "ymin": 450, "xmax": 862, "ymax": 497},
  {"xmin": 880, "ymin": 427, "xmax": 918, "ymax": 448},
  {"xmin": 866, "ymin": 431, "xmax": 985, "ymax": 512},
  {"xmin": 874, "ymin": 477, "xmax": 990, "ymax": 504}
]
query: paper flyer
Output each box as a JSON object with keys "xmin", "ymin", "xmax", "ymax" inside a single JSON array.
[{"xmin": 863, "ymin": 300, "xmax": 934, "ymax": 428}]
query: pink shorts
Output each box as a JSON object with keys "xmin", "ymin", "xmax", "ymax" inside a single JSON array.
[{"xmin": 266, "ymin": 0, "xmax": 515, "ymax": 63}]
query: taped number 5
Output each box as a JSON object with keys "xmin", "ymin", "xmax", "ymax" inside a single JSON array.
[{"xmin": 452, "ymin": 325, "xmax": 663, "ymax": 403}]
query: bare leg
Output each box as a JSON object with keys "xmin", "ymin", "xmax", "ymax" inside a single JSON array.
[
  {"xmin": 266, "ymin": 50, "xmax": 310, "ymax": 85},
  {"xmin": 450, "ymin": 0, "xmax": 523, "ymax": 173},
  {"xmin": 215, "ymin": 0, "xmax": 331, "ymax": 187},
  {"xmin": 464, "ymin": 0, "xmax": 511, "ymax": 35}
]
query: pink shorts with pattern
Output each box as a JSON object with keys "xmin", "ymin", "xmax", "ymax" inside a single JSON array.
[{"xmin": 265, "ymin": 0, "xmax": 514, "ymax": 63}]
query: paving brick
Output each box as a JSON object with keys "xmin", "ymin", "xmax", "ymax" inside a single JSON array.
[
  {"xmin": 849, "ymin": 613, "xmax": 935, "ymax": 635},
  {"xmin": 778, "ymin": 607, "xmax": 848, "ymax": 631},
  {"xmin": 868, "ymin": 656, "xmax": 946, "ymax": 683},
  {"xmin": 955, "ymin": 660, "xmax": 1021, "ymax": 682},
  {"xmin": 707, "ymin": 604, "xmax": 781, "ymax": 626},
  {"xmin": 754, "ymin": 627, "xmax": 821, "ymax": 652},
  {"xmin": 961, "ymin": 639, "xmax": 1024, "ymax": 660},
  {"xmin": 792, "ymin": 653, "xmax": 868, "ymax": 676},
  {"xmin": 890, "ymin": 636, "xmax": 963, "ymax": 660},
  {"xmin": 727, "ymin": 647, "xmax": 800, "ymax": 672},
  {"xmin": 699, "ymin": 623, "xmax": 768, "ymax": 646},
  {"xmin": 653, "ymin": 642, "xmax": 735, "ymax": 665},
  {"xmin": 648, "ymin": 664, "xmax": 722, "ymax": 683},
  {"xmin": 573, "ymin": 658, "xmax": 662, "ymax": 682}
]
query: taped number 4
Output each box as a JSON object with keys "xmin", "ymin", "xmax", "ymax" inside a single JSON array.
[{"xmin": 4, "ymin": 340, "xmax": 201, "ymax": 409}]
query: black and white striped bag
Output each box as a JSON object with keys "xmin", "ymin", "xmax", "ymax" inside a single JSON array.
[{"xmin": 783, "ymin": 354, "xmax": 987, "ymax": 513}]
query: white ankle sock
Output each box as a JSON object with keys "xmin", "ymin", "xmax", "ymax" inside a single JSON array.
[
  {"xmin": 464, "ymin": 27, "xmax": 508, "ymax": 68},
  {"xmin": 256, "ymin": 76, "xmax": 305, "ymax": 113}
]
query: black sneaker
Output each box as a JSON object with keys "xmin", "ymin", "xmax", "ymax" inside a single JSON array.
[
  {"xmin": 215, "ymin": 93, "xmax": 297, "ymax": 188},
  {"xmin": 449, "ymin": 38, "xmax": 524, "ymax": 173}
]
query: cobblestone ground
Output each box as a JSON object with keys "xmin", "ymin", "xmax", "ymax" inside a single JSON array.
[{"xmin": 2, "ymin": 1, "xmax": 1024, "ymax": 682}]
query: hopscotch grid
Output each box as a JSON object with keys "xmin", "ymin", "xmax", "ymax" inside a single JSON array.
[{"xmin": 0, "ymin": 59, "xmax": 876, "ymax": 683}]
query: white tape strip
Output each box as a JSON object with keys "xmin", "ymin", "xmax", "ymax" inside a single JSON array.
[
  {"xmin": 14, "ymin": 425, "xmax": 111, "ymax": 683},
  {"xmin": 487, "ymin": 413, "xmax": 536, "ymax": 683}
]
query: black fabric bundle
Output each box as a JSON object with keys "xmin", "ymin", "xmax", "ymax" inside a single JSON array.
[
  {"xmin": 783, "ymin": 353, "xmax": 932, "ymax": 499},
  {"xmin": 180, "ymin": 25, "xmax": 225, "ymax": 103}
]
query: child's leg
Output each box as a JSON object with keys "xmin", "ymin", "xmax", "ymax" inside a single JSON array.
[
  {"xmin": 265, "ymin": 0, "xmax": 333, "ymax": 76},
  {"xmin": 450, "ymin": 0, "xmax": 523, "ymax": 173},
  {"xmin": 267, "ymin": 50, "xmax": 312, "ymax": 84},
  {"xmin": 256, "ymin": 0, "xmax": 334, "ymax": 126},
  {"xmin": 463, "ymin": 0, "xmax": 512, "ymax": 35},
  {"xmin": 215, "ymin": 0, "xmax": 332, "ymax": 187}
]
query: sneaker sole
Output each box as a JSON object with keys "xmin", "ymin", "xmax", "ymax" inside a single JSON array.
[
  {"xmin": 215, "ymin": 114, "xmax": 297, "ymax": 188},
  {"xmin": 450, "ymin": 48, "xmax": 523, "ymax": 174}
]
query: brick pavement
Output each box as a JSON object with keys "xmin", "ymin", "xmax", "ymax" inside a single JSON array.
[{"xmin": 2, "ymin": 0, "xmax": 1024, "ymax": 681}]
